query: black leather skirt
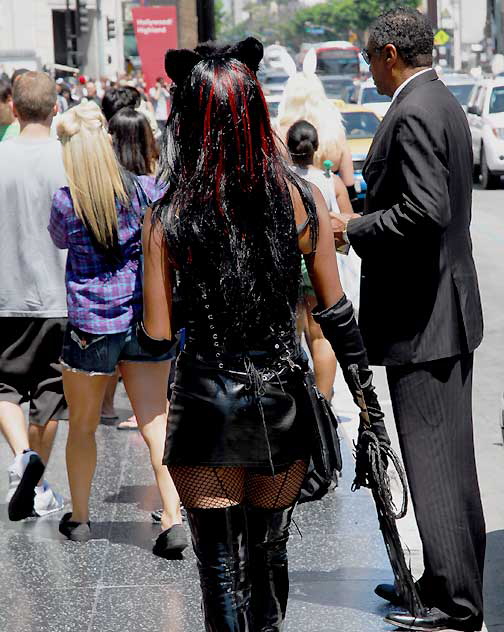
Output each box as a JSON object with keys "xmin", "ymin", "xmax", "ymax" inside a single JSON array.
[{"xmin": 163, "ymin": 348, "xmax": 312, "ymax": 472}]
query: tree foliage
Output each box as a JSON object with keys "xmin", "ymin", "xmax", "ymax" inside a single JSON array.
[
  {"xmin": 281, "ymin": 0, "xmax": 421, "ymax": 49},
  {"xmin": 214, "ymin": 0, "xmax": 227, "ymax": 38}
]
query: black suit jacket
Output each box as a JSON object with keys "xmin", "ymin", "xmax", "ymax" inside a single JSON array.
[{"xmin": 347, "ymin": 69, "xmax": 483, "ymax": 366}]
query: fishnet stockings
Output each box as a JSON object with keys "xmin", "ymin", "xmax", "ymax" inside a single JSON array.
[{"xmin": 169, "ymin": 460, "xmax": 307, "ymax": 509}]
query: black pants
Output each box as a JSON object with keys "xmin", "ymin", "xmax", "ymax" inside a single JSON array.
[{"xmin": 387, "ymin": 353, "xmax": 485, "ymax": 624}]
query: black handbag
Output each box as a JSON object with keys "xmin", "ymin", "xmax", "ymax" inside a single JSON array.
[{"xmin": 298, "ymin": 369, "xmax": 342, "ymax": 504}]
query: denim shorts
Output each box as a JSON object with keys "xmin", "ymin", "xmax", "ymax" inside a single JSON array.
[{"xmin": 61, "ymin": 322, "xmax": 177, "ymax": 376}]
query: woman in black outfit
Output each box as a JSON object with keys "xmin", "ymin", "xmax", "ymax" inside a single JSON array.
[{"xmin": 140, "ymin": 38, "xmax": 389, "ymax": 631}]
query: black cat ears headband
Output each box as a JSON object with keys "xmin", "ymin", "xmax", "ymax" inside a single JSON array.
[{"xmin": 164, "ymin": 36, "xmax": 263, "ymax": 86}]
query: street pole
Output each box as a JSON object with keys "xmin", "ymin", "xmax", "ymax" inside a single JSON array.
[
  {"xmin": 453, "ymin": 0, "xmax": 462, "ymax": 70},
  {"xmin": 497, "ymin": 0, "xmax": 503, "ymax": 53},
  {"xmin": 65, "ymin": 0, "xmax": 72, "ymax": 67},
  {"xmin": 196, "ymin": 0, "xmax": 215, "ymax": 42},
  {"xmin": 427, "ymin": 0, "xmax": 438, "ymax": 29},
  {"xmin": 197, "ymin": 0, "xmax": 215, "ymax": 42},
  {"xmin": 96, "ymin": 0, "xmax": 105, "ymax": 77}
]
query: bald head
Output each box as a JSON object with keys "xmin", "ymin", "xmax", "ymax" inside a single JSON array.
[{"xmin": 13, "ymin": 71, "xmax": 57, "ymax": 123}]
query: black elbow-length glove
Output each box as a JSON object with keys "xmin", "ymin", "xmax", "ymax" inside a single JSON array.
[{"xmin": 312, "ymin": 295, "xmax": 390, "ymax": 448}]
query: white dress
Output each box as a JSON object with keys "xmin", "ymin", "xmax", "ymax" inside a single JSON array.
[{"xmin": 290, "ymin": 165, "xmax": 361, "ymax": 313}]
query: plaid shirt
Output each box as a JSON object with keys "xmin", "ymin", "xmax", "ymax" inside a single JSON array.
[{"xmin": 49, "ymin": 176, "xmax": 166, "ymax": 334}]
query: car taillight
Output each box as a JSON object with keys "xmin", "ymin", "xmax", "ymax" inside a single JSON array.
[{"xmin": 492, "ymin": 127, "xmax": 504, "ymax": 140}]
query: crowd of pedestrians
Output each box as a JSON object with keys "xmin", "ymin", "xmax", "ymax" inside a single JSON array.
[{"xmin": 0, "ymin": 7, "xmax": 487, "ymax": 632}]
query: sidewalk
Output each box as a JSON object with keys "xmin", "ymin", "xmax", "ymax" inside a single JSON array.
[{"xmin": 0, "ymin": 382, "xmax": 397, "ymax": 632}]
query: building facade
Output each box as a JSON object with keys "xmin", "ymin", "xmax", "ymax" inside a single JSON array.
[
  {"xmin": 0, "ymin": 0, "xmax": 126, "ymax": 78},
  {"xmin": 0, "ymin": 0, "xmax": 200, "ymax": 80}
]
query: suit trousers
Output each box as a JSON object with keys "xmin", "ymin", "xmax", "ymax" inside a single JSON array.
[{"xmin": 387, "ymin": 353, "xmax": 485, "ymax": 625}]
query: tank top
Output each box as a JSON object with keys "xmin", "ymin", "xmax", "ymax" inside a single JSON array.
[{"xmin": 290, "ymin": 165, "xmax": 339, "ymax": 213}]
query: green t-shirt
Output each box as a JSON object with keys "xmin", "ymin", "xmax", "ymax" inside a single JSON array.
[{"xmin": 0, "ymin": 121, "xmax": 20, "ymax": 141}]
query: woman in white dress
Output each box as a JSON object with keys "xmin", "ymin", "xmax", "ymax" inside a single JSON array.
[{"xmin": 288, "ymin": 119, "xmax": 360, "ymax": 399}]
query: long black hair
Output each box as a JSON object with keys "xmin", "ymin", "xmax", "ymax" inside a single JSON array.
[
  {"xmin": 109, "ymin": 107, "xmax": 158, "ymax": 175},
  {"xmin": 156, "ymin": 38, "xmax": 317, "ymax": 340}
]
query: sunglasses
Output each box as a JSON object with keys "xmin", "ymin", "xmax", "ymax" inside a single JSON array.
[{"xmin": 361, "ymin": 47, "xmax": 382, "ymax": 65}]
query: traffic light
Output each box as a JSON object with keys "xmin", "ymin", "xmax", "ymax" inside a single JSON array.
[
  {"xmin": 76, "ymin": 0, "xmax": 89, "ymax": 35},
  {"xmin": 107, "ymin": 17, "xmax": 116, "ymax": 40}
]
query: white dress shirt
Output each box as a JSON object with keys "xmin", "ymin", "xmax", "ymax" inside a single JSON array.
[{"xmin": 391, "ymin": 67, "xmax": 432, "ymax": 102}]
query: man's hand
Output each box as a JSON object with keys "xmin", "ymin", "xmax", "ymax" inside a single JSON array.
[{"xmin": 329, "ymin": 212, "xmax": 361, "ymax": 247}]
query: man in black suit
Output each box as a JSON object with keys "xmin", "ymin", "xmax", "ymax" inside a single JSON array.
[{"xmin": 331, "ymin": 8, "xmax": 486, "ymax": 632}]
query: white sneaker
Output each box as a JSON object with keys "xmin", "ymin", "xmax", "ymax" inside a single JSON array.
[
  {"xmin": 33, "ymin": 481, "xmax": 65, "ymax": 516},
  {"xmin": 6, "ymin": 463, "xmax": 21, "ymax": 503}
]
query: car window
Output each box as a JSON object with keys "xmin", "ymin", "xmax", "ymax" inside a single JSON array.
[
  {"xmin": 361, "ymin": 87, "xmax": 391, "ymax": 104},
  {"xmin": 489, "ymin": 87, "xmax": 504, "ymax": 114},
  {"xmin": 341, "ymin": 111, "xmax": 381, "ymax": 138},
  {"xmin": 447, "ymin": 84, "xmax": 474, "ymax": 106},
  {"xmin": 320, "ymin": 78, "xmax": 354, "ymax": 99},
  {"xmin": 317, "ymin": 50, "xmax": 359, "ymax": 75}
]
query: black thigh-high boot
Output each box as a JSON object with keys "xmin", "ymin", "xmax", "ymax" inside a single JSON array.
[
  {"xmin": 186, "ymin": 505, "xmax": 252, "ymax": 632},
  {"xmin": 247, "ymin": 505, "xmax": 295, "ymax": 632}
]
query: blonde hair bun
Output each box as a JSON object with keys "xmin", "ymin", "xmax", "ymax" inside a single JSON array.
[{"xmin": 57, "ymin": 101, "xmax": 106, "ymax": 141}]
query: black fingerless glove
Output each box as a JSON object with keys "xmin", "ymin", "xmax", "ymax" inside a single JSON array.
[
  {"xmin": 312, "ymin": 296, "xmax": 390, "ymax": 447},
  {"xmin": 136, "ymin": 321, "xmax": 176, "ymax": 357}
]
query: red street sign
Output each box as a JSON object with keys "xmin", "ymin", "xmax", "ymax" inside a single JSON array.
[{"xmin": 132, "ymin": 6, "xmax": 178, "ymax": 91}]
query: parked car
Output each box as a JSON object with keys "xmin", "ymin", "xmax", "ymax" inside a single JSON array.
[
  {"xmin": 335, "ymin": 102, "xmax": 382, "ymax": 211},
  {"xmin": 439, "ymin": 73, "xmax": 475, "ymax": 111},
  {"xmin": 349, "ymin": 79, "xmax": 392, "ymax": 118},
  {"xmin": 467, "ymin": 78, "xmax": 504, "ymax": 188}
]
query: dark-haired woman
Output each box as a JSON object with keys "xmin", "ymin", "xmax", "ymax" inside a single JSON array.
[
  {"xmin": 143, "ymin": 38, "xmax": 389, "ymax": 631},
  {"xmin": 287, "ymin": 119, "xmax": 355, "ymax": 399},
  {"xmin": 109, "ymin": 107, "xmax": 158, "ymax": 176},
  {"xmin": 105, "ymin": 107, "xmax": 161, "ymax": 430}
]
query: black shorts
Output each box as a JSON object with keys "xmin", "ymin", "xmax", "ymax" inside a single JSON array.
[{"xmin": 0, "ymin": 317, "xmax": 67, "ymax": 426}]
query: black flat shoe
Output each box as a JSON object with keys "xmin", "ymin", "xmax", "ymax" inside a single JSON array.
[
  {"xmin": 59, "ymin": 512, "xmax": 91, "ymax": 542},
  {"xmin": 153, "ymin": 523, "xmax": 188, "ymax": 558},
  {"xmin": 384, "ymin": 607, "xmax": 477, "ymax": 631}
]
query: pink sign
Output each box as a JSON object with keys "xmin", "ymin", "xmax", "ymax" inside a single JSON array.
[{"xmin": 132, "ymin": 6, "xmax": 178, "ymax": 91}]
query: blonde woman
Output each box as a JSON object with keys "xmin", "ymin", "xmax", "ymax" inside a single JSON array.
[
  {"xmin": 48, "ymin": 102, "xmax": 186, "ymax": 555},
  {"xmin": 276, "ymin": 49, "xmax": 356, "ymax": 201}
]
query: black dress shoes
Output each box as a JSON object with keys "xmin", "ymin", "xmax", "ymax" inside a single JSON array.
[
  {"xmin": 384, "ymin": 607, "xmax": 477, "ymax": 631},
  {"xmin": 375, "ymin": 583, "xmax": 405, "ymax": 606}
]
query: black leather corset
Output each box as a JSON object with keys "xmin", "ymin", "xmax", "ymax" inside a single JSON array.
[{"xmin": 179, "ymin": 278, "xmax": 298, "ymax": 359}]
